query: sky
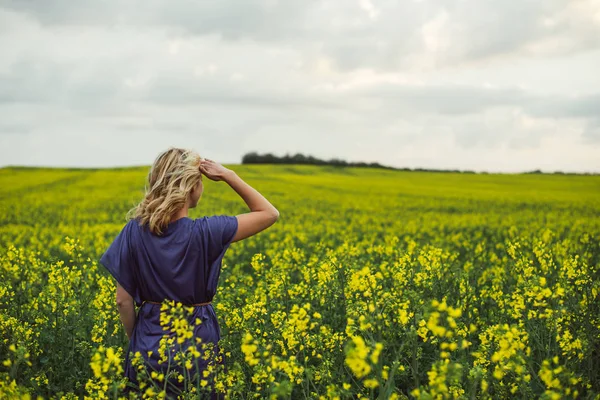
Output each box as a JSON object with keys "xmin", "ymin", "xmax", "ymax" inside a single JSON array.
[{"xmin": 1, "ymin": 0, "xmax": 599, "ymax": 173}]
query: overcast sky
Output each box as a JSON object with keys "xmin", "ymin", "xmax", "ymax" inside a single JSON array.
[{"xmin": 1, "ymin": 0, "xmax": 599, "ymax": 173}]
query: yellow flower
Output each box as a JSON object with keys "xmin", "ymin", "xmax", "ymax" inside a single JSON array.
[{"xmin": 363, "ymin": 379, "xmax": 378, "ymax": 389}]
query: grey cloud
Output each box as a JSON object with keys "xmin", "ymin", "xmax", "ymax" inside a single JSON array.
[
  {"xmin": 0, "ymin": 0, "xmax": 599, "ymax": 171},
  {"xmin": 436, "ymin": 0, "xmax": 560, "ymax": 60},
  {"xmin": 0, "ymin": 57, "xmax": 125, "ymax": 108},
  {"xmin": 0, "ymin": 122, "xmax": 32, "ymax": 135},
  {"xmin": 451, "ymin": 110, "xmax": 549, "ymax": 150},
  {"xmin": 4, "ymin": 0, "xmax": 599, "ymax": 73},
  {"xmin": 113, "ymin": 120, "xmax": 194, "ymax": 133},
  {"xmin": 0, "ymin": 60, "xmax": 61, "ymax": 103},
  {"xmin": 524, "ymin": 93, "xmax": 600, "ymax": 119},
  {"xmin": 2, "ymin": 54, "xmax": 598, "ymax": 128},
  {"xmin": 0, "ymin": 55, "xmax": 350, "ymax": 113},
  {"xmin": 582, "ymin": 118, "xmax": 600, "ymax": 144},
  {"xmin": 345, "ymin": 82, "xmax": 600, "ymax": 127},
  {"xmin": 348, "ymin": 83, "xmax": 528, "ymax": 115},
  {"xmin": 139, "ymin": 76, "xmax": 351, "ymax": 112},
  {"xmin": 2, "ymin": 0, "xmax": 309, "ymax": 40}
]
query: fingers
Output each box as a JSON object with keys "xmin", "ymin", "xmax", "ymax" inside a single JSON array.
[
  {"xmin": 200, "ymin": 158, "xmax": 215, "ymax": 168},
  {"xmin": 199, "ymin": 158, "xmax": 212, "ymax": 172},
  {"xmin": 199, "ymin": 158, "xmax": 217, "ymax": 168}
]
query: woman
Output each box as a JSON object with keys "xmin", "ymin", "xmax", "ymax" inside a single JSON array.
[{"xmin": 99, "ymin": 147, "xmax": 280, "ymax": 398}]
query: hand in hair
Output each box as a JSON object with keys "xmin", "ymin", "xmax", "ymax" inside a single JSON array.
[{"xmin": 199, "ymin": 158, "xmax": 232, "ymax": 182}]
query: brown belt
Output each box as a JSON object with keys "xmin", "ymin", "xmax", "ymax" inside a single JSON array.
[{"xmin": 142, "ymin": 300, "xmax": 212, "ymax": 307}]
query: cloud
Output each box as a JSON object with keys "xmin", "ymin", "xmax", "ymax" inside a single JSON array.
[
  {"xmin": 0, "ymin": 1, "xmax": 599, "ymax": 171},
  {"xmin": 5, "ymin": 0, "xmax": 600, "ymax": 71},
  {"xmin": 582, "ymin": 117, "xmax": 600, "ymax": 144}
]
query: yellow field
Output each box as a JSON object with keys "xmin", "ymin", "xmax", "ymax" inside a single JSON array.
[{"xmin": 0, "ymin": 165, "xmax": 599, "ymax": 399}]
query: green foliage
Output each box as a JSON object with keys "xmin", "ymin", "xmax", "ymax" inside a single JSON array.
[{"xmin": 0, "ymin": 165, "xmax": 598, "ymax": 399}]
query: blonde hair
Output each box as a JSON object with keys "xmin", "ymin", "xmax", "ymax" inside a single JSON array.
[{"xmin": 127, "ymin": 147, "xmax": 203, "ymax": 236}]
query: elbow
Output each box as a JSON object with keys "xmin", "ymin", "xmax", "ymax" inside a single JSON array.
[
  {"xmin": 115, "ymin": 284, "xmax": 134, "ymax": 306},
  {"xmin": 116, "ymin": 294, "xmax": 134, "ymax": 308},
  {"xmin": 116, "ymin": 299, "xmax": 133, "ymax": 308},
  {"xmin": 271, "ymin": 209, "xmax": 280, "ymax": 221}
]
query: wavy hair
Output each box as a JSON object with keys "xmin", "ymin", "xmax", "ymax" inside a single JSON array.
[{"xmin": 126, "ymin": 147, "xmax": 203, "ymax": 236}]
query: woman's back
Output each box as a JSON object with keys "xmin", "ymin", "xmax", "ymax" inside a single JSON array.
[
  {"xmin": 99, "ymin": 214, "xmax": 238, "ymax": 397},
  {"xmin": 99, "ymin": 148, "xmax": 279, "ymax": 398}
]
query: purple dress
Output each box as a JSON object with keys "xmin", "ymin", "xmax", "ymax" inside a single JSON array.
[{"xmin": 99, "ymin": 215, "xmax": 238, "ymax": 398}]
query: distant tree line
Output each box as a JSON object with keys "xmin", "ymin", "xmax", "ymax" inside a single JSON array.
[{"xmin": 241, "ymin": 152, "xmax": 599, "ymax": 175}]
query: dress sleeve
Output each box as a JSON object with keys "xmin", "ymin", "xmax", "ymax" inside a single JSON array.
[
  {"xmin": 99, "ymin": 220, "xmax": 139, "ymax": 302},
  {"xmin": 206, "ymin": 215, "xmax": 239, "ymax": 250},
  {"xmin": 199, "ymin": 215, "xmax": 239, "ymax": 294}
]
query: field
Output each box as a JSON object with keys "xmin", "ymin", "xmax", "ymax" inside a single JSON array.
[{"xmin": 0, "ymin": 165, "xmax": 599, "ymax": 399}]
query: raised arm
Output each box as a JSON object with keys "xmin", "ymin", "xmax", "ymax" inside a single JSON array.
[{"xmin": 199, "ymin": 159, "xmax": 279, "ymax": 243}]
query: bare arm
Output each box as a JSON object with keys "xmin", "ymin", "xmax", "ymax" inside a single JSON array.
[
  {"xmin": 199, "ymin": 158, "xmax": 279, "ymax": 242},
  {"xmin": 116, "ymin": 283, "xmax": 136, "ymax": 340},
  {"xmin": 223, "ymin": 170, "xmax": 279, "ymax": 243}
]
